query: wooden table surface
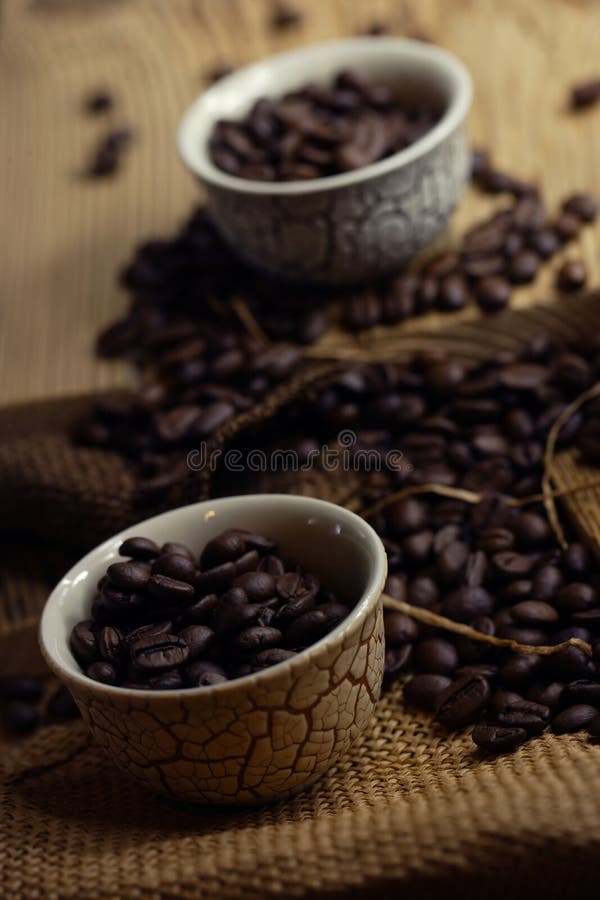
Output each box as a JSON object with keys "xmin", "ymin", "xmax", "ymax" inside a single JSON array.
[{"xmin": 2, "ymin": 0, "xmax": 600, "ymax": 405}]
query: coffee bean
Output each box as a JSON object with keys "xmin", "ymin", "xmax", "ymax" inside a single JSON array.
[
  {"xmin": 0, "ymin": 675, "xmax": 43, "ymax": 703},
  {"xmin": 437, "ymin": 275, "xmax": 468, "ymax": 311},
  {"xmin": 147, "ymin": 670, "xmax": 184, "ymax": 690},
  {"xmin": 384, "ymin": 612, "xmax": 419, "ymax": 646},
  {"xmin": 562, "ymin": 193, "xmax": 598, "ymax": 223},
  {"xmin": 556, "ymin": 259, "xmax": 587, "ymax": 292},
  {"xmin": 510, "ymin": 600, "xmax": 559, "ymax": 626},
  {"xmin": 176, "ymin": 625, "xmax": 213, "ymax": 661},
  {"xmin": 475, "ymin": 276, "xmax": 511, "ymax": 312},
  {"xmin": 532, "ymin": 565, "xmax": 563, "ymax": 600},
  {"xmin": 545, "ymin": 646, "xmax": 592, "ymax": 681},
  {"xmin": 131, "ymin": 634, "xmax": 189, "ymax": 671},
  {"xmin": 233, "ymin": 571, "xmax": 276, "ymax": 601},
  {"xmin": 570, "ymin": 78, "xmax": 600, "ymax": 109},
  {"xmin": 492, "ymin": 551, "xmax": 534, "ymax": 579},
  {"xmin": 415, "ymin": 638, "xmax": 459, "ymax": 675},
  {"xmin": 552, "ymin": 704, "xmax": 598, "ymax": 734},
  {"xmin": 200, "ymin": 531, "xmax": 247, "ymax": 568},
  {"xmin": 98, "ymin": 626, "xmax": 122, "ymax": 665},
  {"xmin": 2, "ymin": 701, "xmax": 40, "ymax": 735},
  {"xmin": 555, "ymin": 211, "xmax": 581, "ymax": 241},
  {"xmin": 284, "ymin": 609, "xmax": 335, "ymax": 647},
  {"xmin": 500, "ymin": 654, "xmax": 541, "ymax": 688},
  {"xmin": 70, "ymin": 620, "xmax": 99, "ymax": 666},
  {"xmin": 232, "ymin": 626, "xmax": 283, "ymax": 654},
  {"xmin": 436, "ymin": 540, "xmax": 469, "ymax": 585},
  {"xmin": 119, "ymin": 536, "xmax": 160, "ymax": 560},
  {"xmin": 435, "ymin": 674, "xmax": 491, "ymax": 729},
  {"xmin": 403, "ymin": 673, "xmax": 452, "ymax": 710},
  {"xmin": 253, "ymin": 648, "xmax": 296, "ymax": 668},
  {"xmin": 107, "ymin": 561, "xmax": 151, "ymax": 591},
  {"xmin": 161, "ymin": 542, "xmax": 195, "ymax": 561},
  {"xmin": 442, "ymin": 586, "xmax": 494, "ymax": 622},
  {"xmin": 152, "ymin": 554, "xmax": 197, "ymax": 584},
  {"xmin": 555, "ymin": 583, "xmax": 597, "ymax": 613},
  {"xmin": 508, "ymin": 250, "xmax": 539, "ymax": 284},
  {"xmin": 147, "ymin": 574, "xmax": 195, "ymax": 605},
  {"xmin": 383, "ymin": 645, "xmax": 413, "ymax": 686},
  {"xmin": 195, "ymin": 561, "xmax": 236, "ymax": 595},
  {"xmin": 87, "ymin": 661, "xmax": 118, "ymax": 685},
  {"xmin": 477, "ymin": 527, "xmax": 515, "ymax": 553},
  {"xmin": 472, "ymin": 723, "xmax": 528, "ymax": 753}
]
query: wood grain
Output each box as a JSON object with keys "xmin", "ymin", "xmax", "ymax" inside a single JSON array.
[{"xmin": 1, "ymin": 0, "xmax": 600, "ymax": 404}]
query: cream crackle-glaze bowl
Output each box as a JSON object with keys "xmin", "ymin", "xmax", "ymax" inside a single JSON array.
[
  {"xmin": 178, "ymin": 37, "xmax": 473, "ymax": 285},
  {"xmin": 40, "ymin": 495, "xmax": 387, "ymax": 805}
]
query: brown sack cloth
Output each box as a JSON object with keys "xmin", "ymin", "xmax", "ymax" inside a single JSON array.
[{"xmin": 2, "ymin": 308, "xmax": 600, "ymax": 899}]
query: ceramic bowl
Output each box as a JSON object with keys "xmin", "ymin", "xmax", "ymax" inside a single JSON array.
[
  {"xmin": 40, "ymin": 494, "xmax": 387, "ymax": 805},
  {"xmin": 178, "ymin": 37, "xmax": 473, "ymax": 286}
]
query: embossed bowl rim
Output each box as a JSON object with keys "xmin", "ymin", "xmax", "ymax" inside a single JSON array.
[
  {"xmin": 178, "ymin": 36, "xmax": 473, "ymax": 196},
  {"xmin": 40, "ymin": 494, "xmax": 387, "ymax": 701}
]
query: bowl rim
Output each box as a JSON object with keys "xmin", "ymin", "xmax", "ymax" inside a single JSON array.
[
  {"xmin": 177, "ymin": 36, "xmax": 473, "ymax": 196},
  {"xmin": 39, "ymin": 494, "xmax": 387, "ymax": 702}
]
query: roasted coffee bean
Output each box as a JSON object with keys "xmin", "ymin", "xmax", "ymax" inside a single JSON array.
[
  {"xmin": 119, "ymin": 536, "xmax": 160, "ymax": 560},
  {"xmin": 407, "ymin": 576, "xmax": 439, "ymax": 609},
  {"xmin": 383, "ymin": 645, "xmax": 413, "ymax": 686},
  {"xmin": 492, "ymin": 552, "xmax": 534, "ymax": 579},
  {"xmin": 284, "ymin": 608, "xmax": 335, "ymax": 647},
  {"xmin": 555, "ymin": 583, "xmax": 597, "ymax": 613},
  {"xmin": 234, "ymin": 571, "xmax": 276, "ymax": 601},
  {"xmin": 403, "ymin": 673, "xmax": 452, "ymax": 710},
  {"xmin": 415, "ymin": 638, "xmax": 459, "ymax": 675},
  {"xmin": 556, "ymin": 259, "xmax": 587, "ymax": 292},
  {"xmin": 508, "ymin": 250, "xmax": 539, "ymax": 284},
  {"xmin": 552, "ymin": 704, "xmax": 598, "ymax": 734},
  {"xmin": 477, "ymin": 527, "xmax": 514, "ymax": 553},
  {"xmin": 195, "ymin": 561, "xmax": 236, "ymax": 595},
  {"xmin": 442, "ymin": 586, "xmax": 494, "ymax": 622},
  {"xmin": 555, "ymin": 211, "xmax": 581, "ymax": 241},
  {"xmin": 562, "ymin": 680, "xmax": 600, "ymax": 706},
  {"xmin": 436, "ymin": 540, "xmax": 469, "ymax": 585},
  {"xmin": 99, "ymin": 626, "xmax": 122, "ymax": 665},
  {"xmin": 435, "ymin": 674, "xmax": 491, "ymax": 729},
  {"xmin": 527, "ymin": 681, "xmax": 564, "ymax": 709},
  {"xmin": 185, "ymin": 659, "xmax": 227, "ymax": 685},
  {"xmin": 384, "ymin": 612, "xmax": 419, "ymax": 646},
  {"xmin": 544, "ymin": 646, "xmax": 592, "ymax": 681},
  {"xmin": 2, "ymin": 701, "xmax": 40, "ymax": 735},
  {"xmin": 562, "ymin": 192, "xmax": 598, "ymax": 223},
  {"xmin": 179, "ymin": 625, "xmax": 214, "ymax": 660},
  {"xmin": 0, "ymin": 675, "xmax": 43, "ymax": 703},
  {"xmin": 200, "ymin": 531, "xmax": 247, "ymax": 568},
  {"xmin": 107, "ymin": 561, "xmax": 151, "ymax": 591},
  {"xmin": 123, "ymin": 620, "xmax": 173, "ymax": 647},
  {"xmin": 232, "ymin": 626, "xmax": 283, "ymax": 654},
  {"xmin": 475, "ymin": 276, "xmax": 511, "ymax": 312},
  {"xmin": 510, "ymin": 601, "xmax": 559, "ymax": 626},
  {"xmin": 152, "ymin": 553, "xmax": 197, "ymax": 584},
  {"xmin": 47, "ymin": 685, "xmax": 80, "ymax": 721},
  {"xmin": 437, "ymin": 275, "xmax": 468, "ymax": 311},
  {"xmin": 147, "ymin": 574, "xmax": 195, "ymax": 605},
  {"xmin": 500, "ymin": 654, "xmax": 541, "ymax": 688},
  {"xmin": 253, "ymin": 648, "xmax": 296, "ymax": 668},
  {"xmin": 472, "ymin": 723, "xmax": 528, "ymax": 753},
  {"xmin": 528, "ymin": 227, "xmax": 559, "ymax": 259},
  {"xmin": 161, "ymin": 542, "xmax": 195, "ymax": 561},
  {"xmin": 570, "ymin": 77, "xmax": 600, "ymax": 109},
  {"xmin": 146, "ymin": 670, "xmax": 184, "ymax": 690},
  {"xmin": 87, "ymin": 661, "xmax": 118, "ymax": 684},
  {"xmin": 70, "ymin": 620, "xmax": 99, "ymax": 666},
  {"xmin": 532, "ymin": 565, "xmax": 563, "ymax": 600},
  {"xmin": 131, "ymin": 634, "xmax": 189, "ymax": 671}
]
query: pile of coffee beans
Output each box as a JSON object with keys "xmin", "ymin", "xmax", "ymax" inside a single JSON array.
[
  {"xmin": 258, "ymin": 334, "xmax": 600, "ymax": 752},
  {"xmin": 209, "ymin": 69, "xmax": 440, "ymax": 180},
  {"xmin": 0, "ymin": 675, "xmax": 79, "ymax": 737},
  {"xmin": 69, "ymin": 530, "xmax": 350, "ymax": 689},
  {"xmin": 83, "ymin": 158, "xmax": 596, "ymax": 502}
]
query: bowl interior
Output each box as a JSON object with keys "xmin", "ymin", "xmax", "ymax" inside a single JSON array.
[
  {"xmin": 41, "ymin": 495, "xmax": 386, "ymax": 687},
  {"xmin": 178, "ymin": 36, "xmax": 472, "ymax": 193}
]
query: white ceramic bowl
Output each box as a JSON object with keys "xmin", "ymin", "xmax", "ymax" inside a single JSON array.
[
  {"xmin": 178, "ymin": 37, "xmax": 473, "ymax": 285},
  {"xmin": 40, "ymin": 494, "xmax": 387, "ymax": 805}
]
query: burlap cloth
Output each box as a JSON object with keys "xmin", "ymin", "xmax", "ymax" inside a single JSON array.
[{"xmin": 2, "ymin": 307, "xmax": 600, "ymax": 898}]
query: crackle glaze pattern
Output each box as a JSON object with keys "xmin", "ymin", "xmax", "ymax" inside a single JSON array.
[
  {"xmin": 66, "ymin": 602, "xmax": 384, "ymax": 804},
  {"xmin": 204, "ymin": 126, "xmax": 468, "ymax": 286}
]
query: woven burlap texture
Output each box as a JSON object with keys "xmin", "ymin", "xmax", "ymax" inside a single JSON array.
[
  {"xmin": 3, "ymin": 299, "xmax": 600, "ymax": 898},
  {"xmin": 2, "ymin": 692, "xmax": 600, "ymax": 900}
]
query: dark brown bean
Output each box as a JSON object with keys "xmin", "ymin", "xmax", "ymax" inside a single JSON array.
[
  {"xmin": 403, "ymin": 674, "xmax": 452, "ymax": 710},
  {"xmin": 435, "ymin": 674, "xmax": 491, "ymax": 729},
  {"xmin": 551, "ymin": 704, "xmax": 598, "ymax": 734},
  {"xmin": 131, "ymin": 634, "xmax": 189, "ymax": 671},
  {"xmin": 556, "ymin": 259, "xmax": 587, "ymax": 292},
  {"xmin": 107, "ymin": 561, "xmax": 151, "ymax": 591},
  {"xmin": 415, "ymin": 638, "xmax": 459, "ymax": 675},
  {"xmin": 472, "ymin": 723, "xmax": 528, "ymax": 753},
  {"xmin": 119, "ymin": 536, "xmax": 160, "ymax": 560}
]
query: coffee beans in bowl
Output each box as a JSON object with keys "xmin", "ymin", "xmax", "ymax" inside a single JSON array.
[
  {"xmin": 178, "ymin": 37, "xmax": 472, "ymax": 283},
  {"xmin": 40, "ymin": 494, "xmax": 387, "ymax": 803},
  {"xmin": 208, "ymin": 69, "xmax": 440, "ymax": 181},
  {"xmin": 70, "ymin": 529, "xmax": 353, "ymax": 689}
]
